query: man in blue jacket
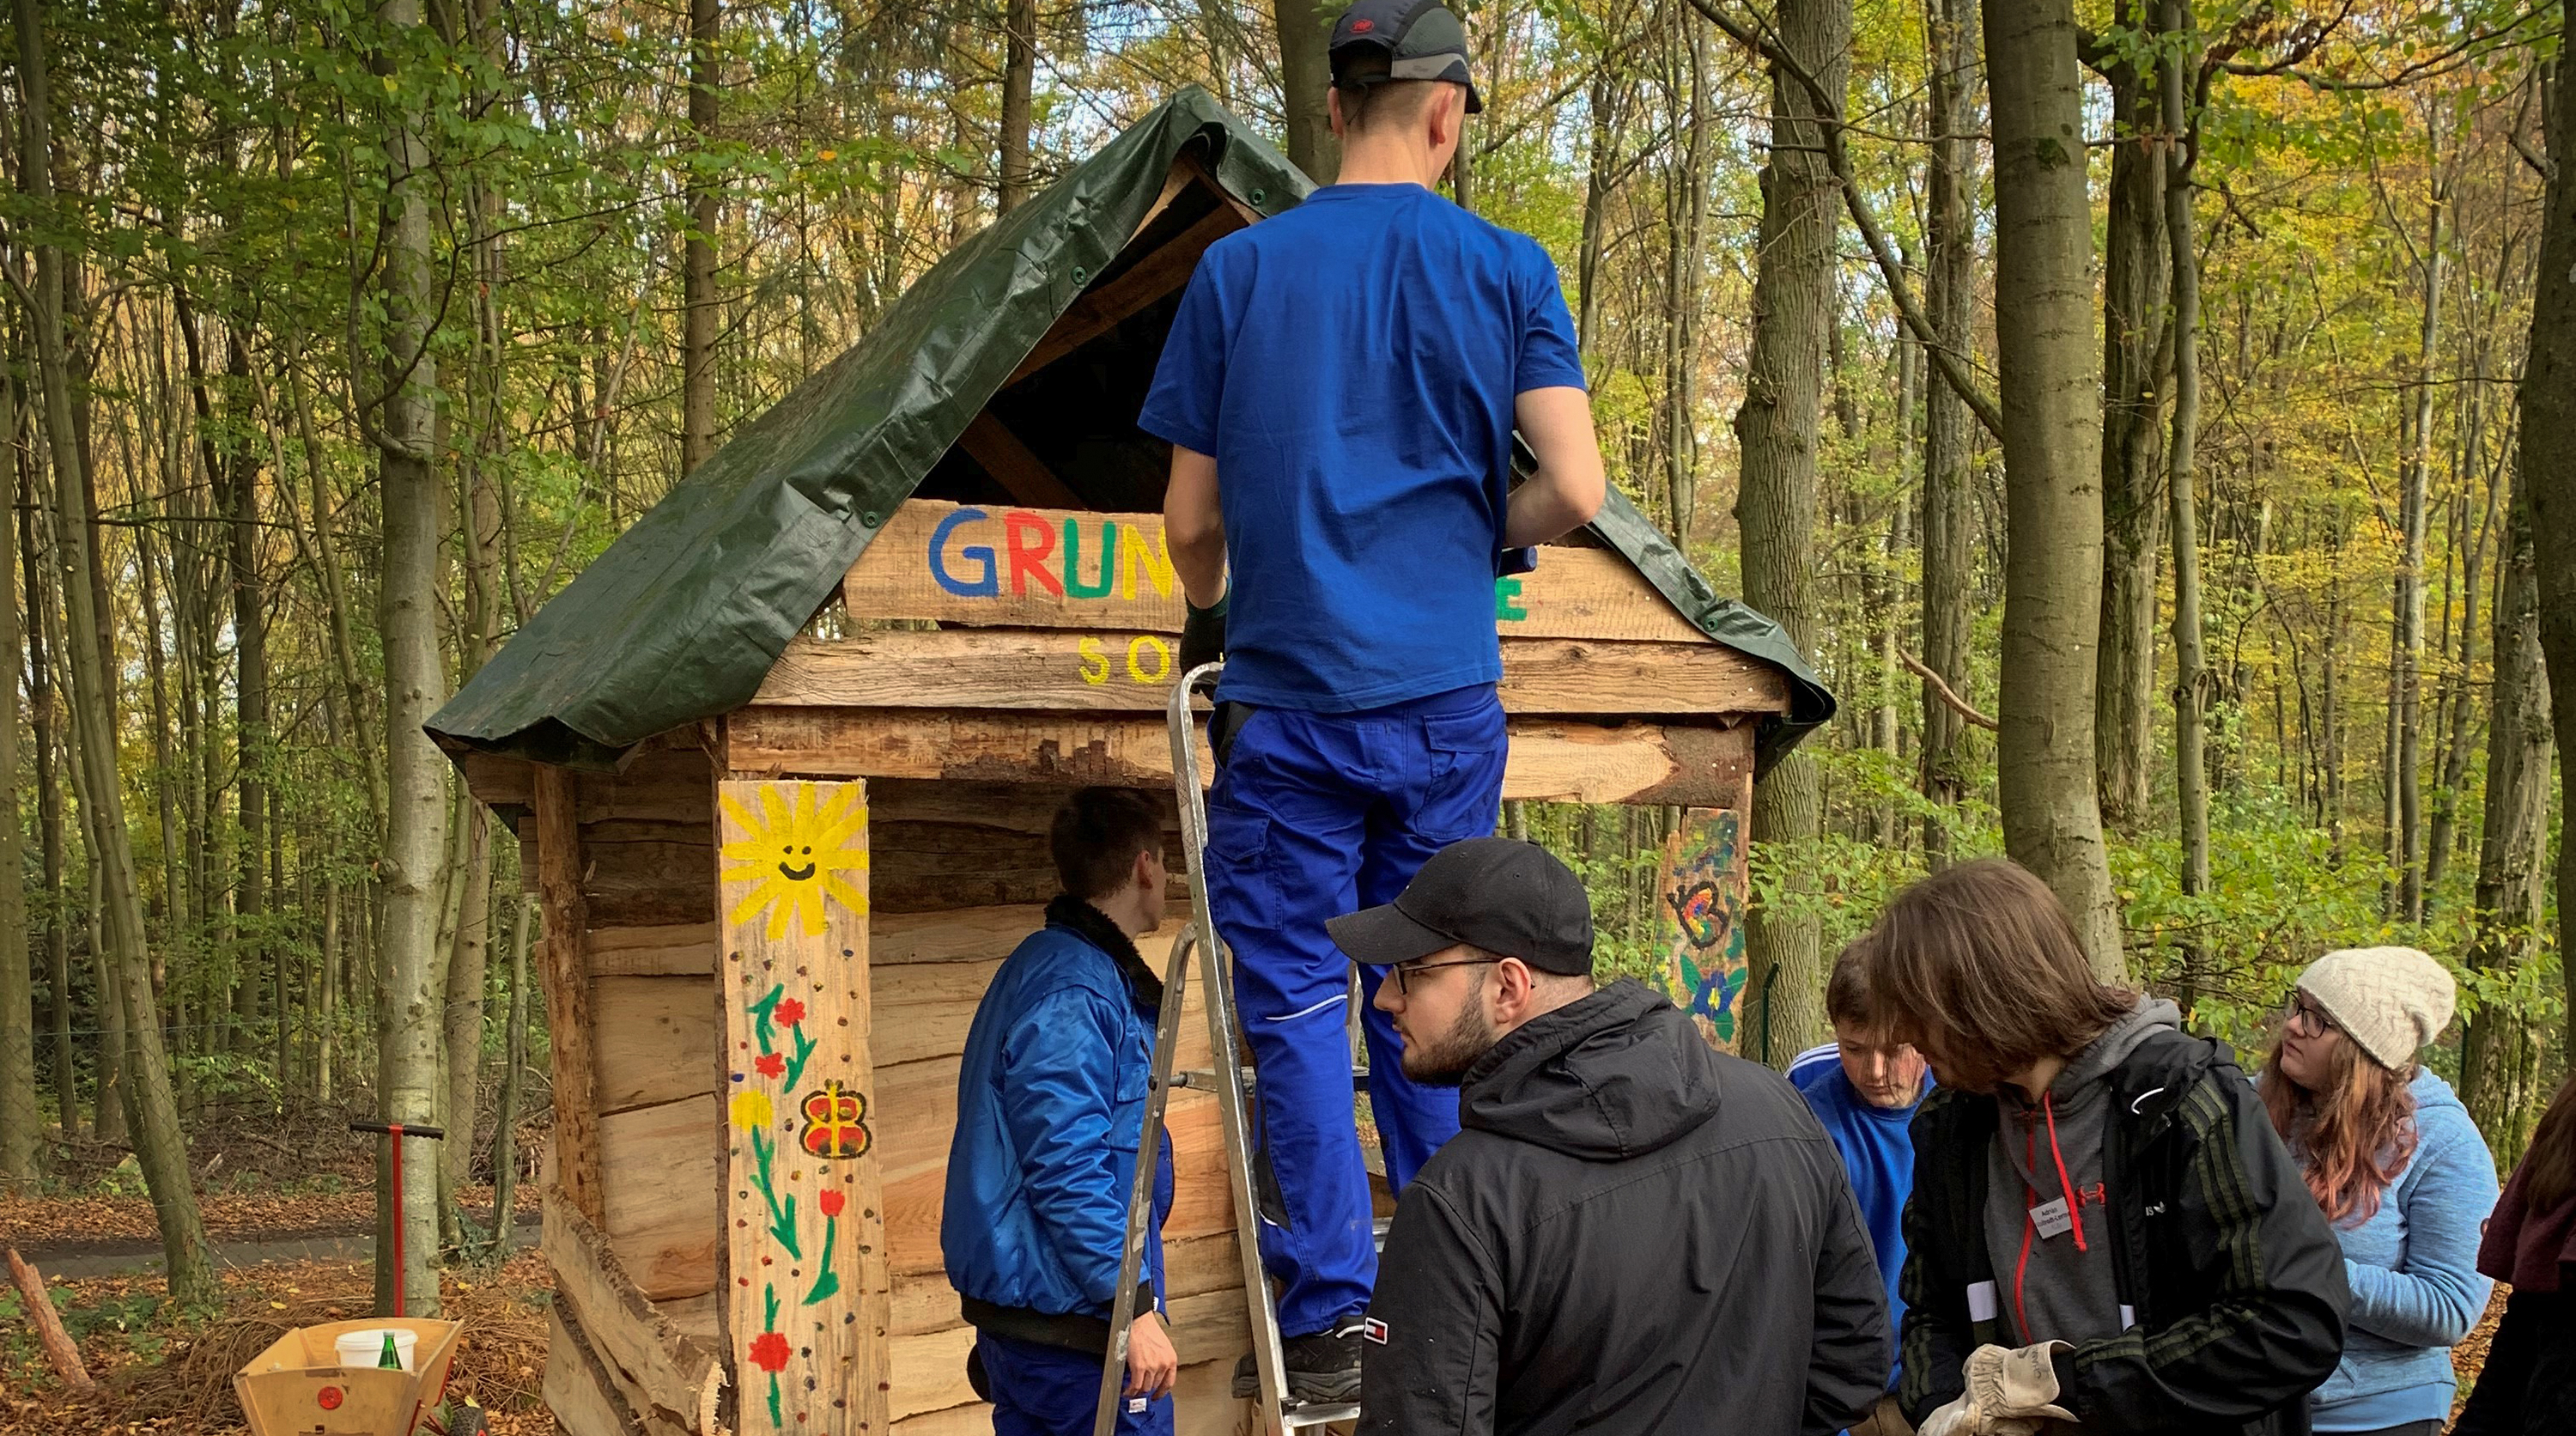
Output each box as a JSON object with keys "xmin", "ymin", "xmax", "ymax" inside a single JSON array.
[
  {"xmin": 1138, "ymin": 0, "xmax": 1607, "ymax": 1399},
  {"xmin": 1789, "ymin": 936, "xmax": 1933, "ymax": 1434},
  {"xmin": 945, "ymin": 788, "xmax": 1181, "ymax": 1436}
]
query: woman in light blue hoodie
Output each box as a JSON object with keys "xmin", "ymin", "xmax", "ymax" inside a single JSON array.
[{"xmin": 2261, "ymin": 946, "xmax": 2500, "ymax": 1436}]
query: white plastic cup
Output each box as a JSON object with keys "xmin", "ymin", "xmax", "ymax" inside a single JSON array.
[{"xmin": 333, "ymin": 1327, "xmax": 419, "ymax": 1372}]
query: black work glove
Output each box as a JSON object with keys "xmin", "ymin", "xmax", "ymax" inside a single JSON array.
[{"xmin": 1180, "ymin": 593, "xmax": 1228, "ymax": 672}]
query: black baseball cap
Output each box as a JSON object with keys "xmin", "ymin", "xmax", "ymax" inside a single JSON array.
[
  {"xmin": 1327, "ymin": 837, "xmax": 1593, "ymax": 975},
  {"xmin": 1328, "ymin": 0, "xmax": 1485, "ymax": 114}
]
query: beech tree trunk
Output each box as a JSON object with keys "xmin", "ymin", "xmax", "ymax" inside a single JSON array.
[
  {"xmin": 682, "ymin": 0, "xmax": 721, "ymax": 473},
  {"xmin": 2393, "ymin": 180, "xmax": 2445, "ymax": 921},
  {"xmin": 488, "ymin": 895, "xmax": 533, "ymax": 1252},
  {"xmin": 2095, "ymin": 8, "xmax": 2168, "ymax": 834},
  {"xmin": 2521, "ymin": 58, "xmax": 2576, "ymax": 1056},
  {"xmin": 0, "ymin": 352, "xmax": 34, "ymax": 1189},
  {"xmin": 2161, "ymin": 0, "xmax": 2208, "ymax": 995},
  {"xmin": 371, "ymin": 0, "xmax": 451, "ymax": 1317},
  {"xmin": 999, "ymin": 0, "xmax": 1036, "ymax": 211},
  {"xmin": 19, "ymin": 467, "xmax": 74, "ymax": 1139},
  {"xmin": 1275, "ymin": 0, "xmax": 1337, "ymax": 180},
  {"xmin": 1983, "ymin": 0, "xmax": 2123, "ymax": 976},
  {"xmin": 1730, "ymin": 0, "xmax": 1846, "ymax": 1064},
  {"xmin": 2462, "ymin": 460, "xmax": 2550, "ymax": 1159},
  {"xmin": 1919, "ymin": 0, "xmax": 1979, "ymax": 862},
  {"xmin": 15, "ymin": 0, "xmax": 214, "ymax": 1303}
]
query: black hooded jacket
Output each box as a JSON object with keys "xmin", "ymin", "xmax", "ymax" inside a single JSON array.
[
  {"xmin": 1899, "ymin": 1026, "xmax": 2350, "ymax": 1436},
  {"xmin": 1358, "ymin": 980, "xmax": 1890, "ymax": 1436}
]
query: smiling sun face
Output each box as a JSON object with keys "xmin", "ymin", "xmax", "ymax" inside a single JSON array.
[{"xmin": 720, "ymin": 784, "xmax": 870, "ymax": 940}]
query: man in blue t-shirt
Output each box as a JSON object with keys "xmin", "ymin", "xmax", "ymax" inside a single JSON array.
[
  {"xmin": 1136, "ymin": 0, "xmax": 1606, "ymax": 1403},
  {"xmin": 1788, "ymin": 936, "xmax": 1934, "ymax": 1434}
]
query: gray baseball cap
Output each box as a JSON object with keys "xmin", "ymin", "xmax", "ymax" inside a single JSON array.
[{"xmin": 1328, "ymin": 0, "xmax": 1484, "ymax": 113}]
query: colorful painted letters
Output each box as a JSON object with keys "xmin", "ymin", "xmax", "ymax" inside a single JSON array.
[{"xmin": 927, "ymin": 506, "xmax": 1177, "ymax": 602}]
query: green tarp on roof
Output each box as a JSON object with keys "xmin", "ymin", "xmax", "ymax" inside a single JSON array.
[{"xmin": 427, "ymin": 87, "xmax": 1834, "ymax": 774}]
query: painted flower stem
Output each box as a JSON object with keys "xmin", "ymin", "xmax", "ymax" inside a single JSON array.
[
  {"xmin": 803, "ymin": 1213, "xmax": 841, "ymax": 1305},
  {"xmin": 750, "ymin": 1128, "xmax": 803, "ymax": 1260}
]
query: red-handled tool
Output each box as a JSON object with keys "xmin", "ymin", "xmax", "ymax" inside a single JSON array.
[{"xmin": 349, "ymin": 1121, "xmax": 445, "ymax": 1316}]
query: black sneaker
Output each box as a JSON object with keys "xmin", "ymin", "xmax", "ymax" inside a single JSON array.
[{"xmin": 1230, "ymin": 1317, "xmax": 1366, "ymax": 1403}]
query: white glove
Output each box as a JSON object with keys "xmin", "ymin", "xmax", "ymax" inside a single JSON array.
[
  {"xmin": 1965, "ymin": 1341, "xmax": 2078, "ymax": 1424},
  {"xmin": 1917, "ymin": 1396, "xmax": 2042, "ymax": 1436}
]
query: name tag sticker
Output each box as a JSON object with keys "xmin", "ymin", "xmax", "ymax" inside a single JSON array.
[{"xmin": 2030, "ymin": 1196, "xmax": 2075, "ymax": 1240}]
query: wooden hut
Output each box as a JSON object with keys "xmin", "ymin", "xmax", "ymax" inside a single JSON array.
[{"xmin": 428, "ymin": 88, "xmax": 1832, "ymax": 1436}]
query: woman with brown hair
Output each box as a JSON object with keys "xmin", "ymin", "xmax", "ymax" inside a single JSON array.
[
  {"xmin": 1867, "ymin": 857, "xmax": 2348, "ymax": 1436},
  {"xmin": 2456, "ymin": 1073, "xmax": 2576, "ymax": 1434},
  {"xmin": 2259, "ymin": 948, "xmax": 2497, "ymax": 1436}
]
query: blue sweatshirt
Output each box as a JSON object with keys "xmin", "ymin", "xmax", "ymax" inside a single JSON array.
[
  {"xmin": 1789, "ymin": 1044, "xmax": 1929, "ymax": 1387},
  {"xmin": 2306, "ymin": 1068, "xmax": 2499, "ymax": 1431}
]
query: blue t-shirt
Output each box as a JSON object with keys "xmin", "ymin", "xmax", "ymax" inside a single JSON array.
[
  {"xmin": 1137, "ymin": 182, "xmax": 1587, "ymax": 712},
  {"xmin": 1789, "ymin": 1043, "xmax": 1930, "ymax": 1388}
]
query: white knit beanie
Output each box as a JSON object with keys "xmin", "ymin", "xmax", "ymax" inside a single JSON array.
[{"xmin": 2296, "ymin": 946, "xmax": 2457, "ymax": 1071}]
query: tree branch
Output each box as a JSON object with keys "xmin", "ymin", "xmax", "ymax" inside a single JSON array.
[
  {"xmin": 1684, "ymin": 0, "xmax": 2006, "ymax": 443},
  {"xmin": 1901, "ymin": 648, "xmax": 1999, "ymax": 730}
]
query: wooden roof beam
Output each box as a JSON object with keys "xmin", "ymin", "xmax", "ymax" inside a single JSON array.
[
  {"xmin": 957, "ymin": 411, "xmax": 1084, "ymax": 508},
  {"xmin": 1006, "ymin": 198, "xmax": 1248, "ymax": 387}
]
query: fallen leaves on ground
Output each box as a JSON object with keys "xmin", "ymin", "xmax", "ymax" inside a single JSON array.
[
  {"xmin": 0, "ymin": 1184, "xmax": 540, "ymax": 1250},
  {"xmin": 0, "ymin": 1251, "xmax": 555, "ymax": 1435}
]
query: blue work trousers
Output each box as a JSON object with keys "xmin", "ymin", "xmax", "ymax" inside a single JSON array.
[
  {"xmin": 1200, "ymin": 684, "xmax": 1509, "ymax": 1336},
  {"xmin": 975, "ymin": 1330, "xmax": 1174, "ymax": 1436}
]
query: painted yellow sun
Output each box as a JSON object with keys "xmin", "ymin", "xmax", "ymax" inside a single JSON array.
[{"xmin": 720, "ymin": 784, "xmax": 870, "ymax": 940}]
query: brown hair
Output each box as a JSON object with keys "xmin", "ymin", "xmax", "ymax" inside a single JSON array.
[
  {"xmin": 2260, "ymin": 1030, "xmax": 2419, "ymax": 1226},
  {"xmin": 1862, "ymin": 858, "xmax": 2136, "ymax": 1092},
  {"xmin": 1825, "ymin": 934, "xmax": 1880, "ymax": 1031},
  {"xmin": 2519, "ymin": 1074, "xmax": 2576, "ymax": 1212},
  {"xmin": 1048, "ymin": 788, "xmax": 1163, "ymax": 901}
]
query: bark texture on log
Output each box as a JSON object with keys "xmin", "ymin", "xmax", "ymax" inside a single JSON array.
[{"xmin": 7, "ymin": 1249, "xmax": 92, "ymax": 1390}]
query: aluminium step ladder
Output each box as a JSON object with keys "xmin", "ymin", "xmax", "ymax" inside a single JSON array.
[{"xmin": 1094, "ymin": 662, "xmax": 1365, "ymax": 1436}]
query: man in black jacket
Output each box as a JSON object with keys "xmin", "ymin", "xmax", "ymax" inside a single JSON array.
[
  {"xmin": 1327, "ymin": 837, "xmax": 1890, "ymax": 1436},
  {"xmin": 1864, "ymin": 859, "xmax": 2348, "ymax": 1436}
]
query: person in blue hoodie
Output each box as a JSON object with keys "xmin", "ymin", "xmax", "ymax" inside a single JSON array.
[
  {"xmin": 944, "ymin": 788, "xmax": 1181, "ymax": 1436},
  {"xmin": 2260, "ymin": 946, "xmax": 2500, "ymax": 1436},
  {"xmin": 1789, "ymin": 934, "xmax": 1933, "ymax": 1435}
]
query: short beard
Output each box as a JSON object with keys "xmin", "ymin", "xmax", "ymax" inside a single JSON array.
[{"xmin": 1400, "ymin": 1001, "xmax": 1498, "ymax": 1086}]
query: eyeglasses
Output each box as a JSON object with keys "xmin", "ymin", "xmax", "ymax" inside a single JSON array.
[
  {"xmin": 1389, "ymin": 957, "xmax": 1498, "ymax": 995},
  {"xmin": 2287, "ymin": 994, "xmax": 2338, "ymax": 1036}
]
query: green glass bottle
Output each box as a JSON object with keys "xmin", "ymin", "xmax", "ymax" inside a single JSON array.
[{"xmin": 378, "ymin": 1331, "xmax": 404, "ymax": 1370}]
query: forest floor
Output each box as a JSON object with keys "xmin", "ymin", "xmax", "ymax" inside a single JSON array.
[
  {"xmin": 0, "ymin": 1250, "xmax": 555, "ymax": 1434},
  {"xmin": 1, "ymin": 1110, "xmax": 555, "ymax": 1433}
]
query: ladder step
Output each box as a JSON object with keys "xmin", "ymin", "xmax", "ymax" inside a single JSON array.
[{"xmin": 1285, "ymin": 1401, "xmax": 1363, "ymax": 1428}]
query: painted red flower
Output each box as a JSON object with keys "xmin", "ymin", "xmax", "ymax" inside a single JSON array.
[
  {"xmin": 749, "ymin": 1331, "xmax": 792, "ymax": 1372},
  {"xmin": 755, "ymin": 1052, "xmax": 786, "ymax": 1079},
  {"xmin": 775, "ymin": 998, "xmax": 806, "ymax": 1027},
  {"xmin": 819, "ymin": 1189, "xmax": 846, "ymax": 1218}
]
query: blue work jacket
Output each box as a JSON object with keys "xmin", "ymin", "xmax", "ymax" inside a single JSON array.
[{"xmin": 944, "ymin": 916, "xmax": 1175, "ymax": 1322}]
